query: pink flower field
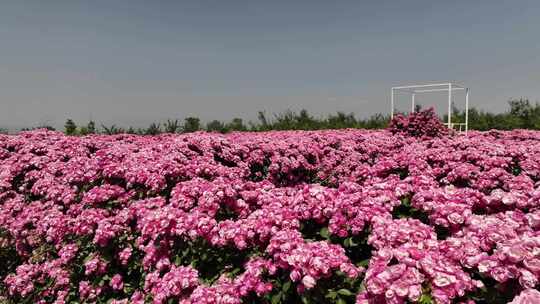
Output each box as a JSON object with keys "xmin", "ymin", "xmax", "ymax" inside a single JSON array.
[{"xmin": 2, "ymin": 125, "xmax": 540, "ymax": 303}]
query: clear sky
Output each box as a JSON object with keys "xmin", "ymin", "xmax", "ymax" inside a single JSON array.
[{"xmin": 1, "ymin": 0, "xmax": 539, "ymax": 130}]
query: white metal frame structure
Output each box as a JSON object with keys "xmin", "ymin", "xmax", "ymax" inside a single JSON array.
[{"xmin": 391, "ymin": 83, "xmax": 470, "ymax": 133}]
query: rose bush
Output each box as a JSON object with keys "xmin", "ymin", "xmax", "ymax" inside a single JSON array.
[
  {"xmin": 388, "ymin": 108, "xmax": 449, "ymax": 138},
  {"xmin": 1, "ymin": 128, "xmax": 540, "ymax": 303}
]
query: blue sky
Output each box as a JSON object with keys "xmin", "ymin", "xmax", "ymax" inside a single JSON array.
[{"xmin": 1, "ymin": 0, "xmax": 539, "ymax": 129}]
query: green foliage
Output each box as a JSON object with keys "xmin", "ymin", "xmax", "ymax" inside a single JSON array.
[
  {"xmin": 326, "ymin": 112, "xmax": 358, "ymax": 129},
  {"xmin": 101, "ymin": 124, "xmax": 124, "ymax": 135},
  {"xmin": 164, "ymin": 119, "xmax": 181, "ymax": 133},
  {"xmin": 360, "ymin": 113, "xmax": 390, "ymax": 129},
  {"xmin": 456, "ymin": 275, "xmax": 521, "ymax": 304},
  {"xmin": 0, "ymin": 229, "xmax": 20, "ymax": 299},
  {"xmin": 145, "ymin": 122, "xmax": 161, "ymax": 135},
  {"xmin": 227, "ymin": 118, "xmax": 247, "ymax": 131},
  {"xmin": 47, "ymin": 97, "xmax": 540, "ymax": 136},
  {"xmin": 87, "ymin": 121, "xmax": 96, "ymax": 134},
  {"xmin": 78, "ymin": 126, "xmax": 89, "ymax": 135},
  {"xmin": 250, "ymin": 271, "xmax": 362, "ymax": 304},
  {"xmin": 206, "ymin": 120, "xmax": 227, "ymax": 133},
  {"xmin": 451, "ymin": 98, "xmax": 540, "ymax": 131},
  {"xmin": 392, "ymin": 195, "xmax": 429, "ymax": 224},
  {"xmin": 256, "ymin": 111, "xmax": 270, "ymax": 131},
  {"xmin": 171, "ymin": 238, "xmax": 257, "ymax": 284},
  {"xmin": 77, "ymin": 121, "xmax": 96, "ymax": 135},
  {"xmin": 183, "ymin": 117, "xmax": 201, "ymax": 133},
  {"xmin": 64, "ymin": 119, "xmax": 77, "ymax": 135},
  {"xmin": 272, "ymin": 109, "xmax": 320, "ymax": 130},
  {"xmin": 21, "ymin": 124, "xmax": 56, "ymax": 131},
  {"xmin": 299, "ymin": 220, "xmax": 373, "ymax": 267}
]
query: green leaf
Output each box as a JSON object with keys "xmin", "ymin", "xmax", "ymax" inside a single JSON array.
[
  {"xmin": 320, "ymin": 227, "xmax": 330, "ymax": 239},
  {"xmin": 123, "ymin": 283, "xmax": 134, "ymax": 294},
  {"xmin": 271, "ymin": 292, "xmax": 282, "ymax": 304},
  {"xmin": 82, "ymin": 254, "xmax": 93, "ymax": 263},
  {"xmin": 337, "ymin": 289, "xmax": 354, "ymax": 296},
  {"xmin": 98, "ymin": 278, "xmax": 107, "ymax": 287},
  {"xmin": 325, "ymin": 291, "xmax": 337, "ymax": 299},
  {"xmin": 336, "ymin": 297, "xmax": 347, "ymax": 304},
  {"xmin": 419, "ymin": 293, "xmax": 434, "ymax": 304},
  {"xmin": 230, "ymin": 267, "xmax": 242, "ymax": 277},
  {"xmin": 357, "ymin": 258, "xmax": 370, "ymax": 267},
  {"xmin": 282, "ymin": 281, "xmax": 291, "ymax": 293}
]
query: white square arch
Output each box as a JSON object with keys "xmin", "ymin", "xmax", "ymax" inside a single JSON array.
[{"xmin": 391, "ymin": 83, "xmax": 470, "ymax": 133}]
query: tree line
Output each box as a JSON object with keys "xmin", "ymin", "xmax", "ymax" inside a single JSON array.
[{"xmin": 10, "ymin": 98, "xmax": 540, "ymax": 135}]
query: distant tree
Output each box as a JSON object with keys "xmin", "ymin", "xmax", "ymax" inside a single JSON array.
[
  {"xmin": 40, "ymin": 125, "xmax": 56, "ymax": 131},
  {"xmin": 509, "ymin": 98, "xmax": 531, "ymax": 117},
  {"xmin": 0, "ymin": 128, "xmax": 8, "ymax": 134},
  {"xmin": 227, "ymin": 118, "xmax": 247, "ymax": 131},
  {"xmin": 295, "ymin": 109, "xmax": 318, "ymax": 130},
  {"xmin": 145, "ymin": 123, "xmax": 162, "ymax": 135},
  {"xmin": 14, "ymin": 98, "xmax": 540, "ymax": 136},
  {"xmin": 206, "ymin": 120, "xmax": 227, "ymax": 133},
  {"xmin": 24, "ymin": 121, "xmax": 57, "ymax": 131},
  {"xmin": 183, "ymin": 117, "xmax": 201, "ymax": 133},
  {"xmin": 465, "ymin": 108, "xmax": 490, "ymax": 131},
  {"xmin": 361, "ymin": 113, "xmax": 389, "ymax": 129},
  {"xmin": 101, "ymin": 124, "xmax": 123, "ymax": 135},
  {"xmin": 164, "ymin": 119, "xmax": 181, "ymax": 133},
  {"xmin": 508, "ymin": 98, "xmax": 535, "ymax": 129},
  {"xmin": 272, "ymin": 110, "xmax": 296, "ymax": 130},
  {"xmin": 326, "ymin": 112, "xmax": 357, "ymax": 129},
  {"xmin": 256, "ymin": 111, "xmax": 270, "ymax": 131},
  {"xmin": 79, "ymin": 126, "xmax": 89, "ymax": 135},
  {"xmin": 64, "ymin": 119, "xmax": 77, "ymax": 135},
  {"xmin": 87, "ymin": 121, "xmax": 96, "ymax": 134},
  {"xmin": 533, "ymin": 104, "xmax": 540, "ymax": 129}
]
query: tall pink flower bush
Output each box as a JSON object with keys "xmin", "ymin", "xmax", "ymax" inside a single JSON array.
[{"xmin": 388, "ymin": 107, "xmax": 449, "ymax": 137}]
